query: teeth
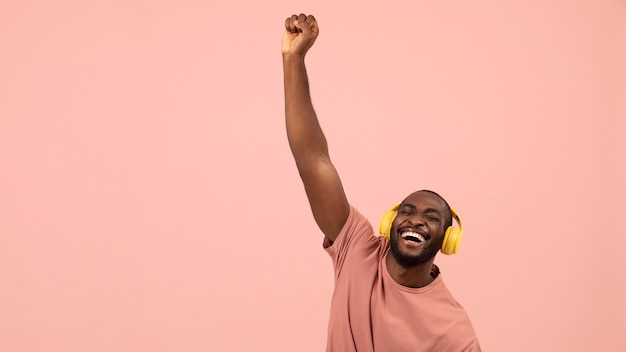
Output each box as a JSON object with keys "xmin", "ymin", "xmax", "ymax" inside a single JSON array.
[{"xmin": 401, "ymin": 231, "xmax": 425, "ymax": 242}]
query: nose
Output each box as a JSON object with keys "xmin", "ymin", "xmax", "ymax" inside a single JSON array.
[{"xmin": 408, "ymin": 212, "xmax": 427, "ymax": 226}]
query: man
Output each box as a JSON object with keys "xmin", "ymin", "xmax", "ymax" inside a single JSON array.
[{"xmin": 282, "ymin": 13, "xmax": 481, "ymax": 351}]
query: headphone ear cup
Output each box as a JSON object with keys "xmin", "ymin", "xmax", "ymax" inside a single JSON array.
[
  {"xmin": 379, "ymin": 205, "xmax": 399, "ymax": 239},
  {"xmin": 441, "ymin": 226, "xmax": 462, "ymax": 255}
]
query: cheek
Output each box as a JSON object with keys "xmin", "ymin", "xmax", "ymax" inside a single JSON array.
[
  {"xmin": 390, "ymin": 218, "xmax": 401, "ymax": 234},
  {"xmin": 430, "ymin": 224, "xmax": 444, "ymax": 238}
]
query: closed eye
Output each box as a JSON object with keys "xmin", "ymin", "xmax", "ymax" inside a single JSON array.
[{"xmin": 425, "ymin": 215, "xmax": 440, "ymax": 223}]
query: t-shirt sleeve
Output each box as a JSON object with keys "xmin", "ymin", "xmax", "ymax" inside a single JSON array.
[
  {"xmin": 463, "ymin": 338, "xmax": 482, "ymax": 352},
  {"xmin": 323, "ymin": 205, "xmax": 377, "ymax": 278}
]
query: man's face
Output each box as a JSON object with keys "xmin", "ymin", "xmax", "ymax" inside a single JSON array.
[{"xmin": 389, "ymin": 191, "xmax": 448, "ymax": 268}]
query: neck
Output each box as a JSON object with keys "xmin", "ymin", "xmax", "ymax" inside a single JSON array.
[{"xmin": 385, "ymin": 254, "xmax": 436, "ymax": 288}]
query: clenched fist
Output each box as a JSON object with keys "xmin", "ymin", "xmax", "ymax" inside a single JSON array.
[{"xmin": 281, "ymin": 14, "xmax": 319, "ymax": 57}]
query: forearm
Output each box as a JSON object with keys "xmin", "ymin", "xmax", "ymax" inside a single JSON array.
[{"xmin": 283, "ymin": 54, "xmax": 330, "ymax": 170}]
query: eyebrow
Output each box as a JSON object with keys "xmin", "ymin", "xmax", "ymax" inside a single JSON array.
[{"xmin": 400, "ymin": 204, "xmax": 442, "ymax": 216}]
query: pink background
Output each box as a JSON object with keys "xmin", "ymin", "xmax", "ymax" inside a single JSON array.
[{"xmin": 1, "ymin": 1, "xmax": 625, "ymax": 351}]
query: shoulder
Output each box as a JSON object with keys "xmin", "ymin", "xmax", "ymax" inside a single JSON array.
[
  {"xmin": 324, "ymin": 205, "xmax": 375, "ymax": 249},
  {"xmin": 324, "ymin": 205, "xmax": 383, "ymax": 276}
]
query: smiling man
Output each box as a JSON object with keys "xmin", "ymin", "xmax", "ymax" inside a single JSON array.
[{"xmin": 282, "ymin": 13, "xmax": 481, "ymax": 352}]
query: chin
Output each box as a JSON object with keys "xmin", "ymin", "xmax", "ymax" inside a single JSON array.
[{"xmin": 389, "ymin": 239, "xmax": 437, "ymax": 268}]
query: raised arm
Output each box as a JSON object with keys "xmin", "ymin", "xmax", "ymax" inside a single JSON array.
[{"xmin": 282, "ymin": 14, "xmax": 349, "ymax": 243}]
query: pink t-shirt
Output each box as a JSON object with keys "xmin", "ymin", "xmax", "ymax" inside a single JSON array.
[{"xmin": 324, "ymin": 206, "xmax": 481, "ymax": 352}]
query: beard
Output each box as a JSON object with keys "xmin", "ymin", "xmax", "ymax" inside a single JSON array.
[{"xmin": 389, "ymin": 234, "xmax": 443, "ymax": 268}]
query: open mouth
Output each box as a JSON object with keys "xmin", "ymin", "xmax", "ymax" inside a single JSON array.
[{"xmin": 401, "ymin": 231, "xmax": 426, "ymax": 243}]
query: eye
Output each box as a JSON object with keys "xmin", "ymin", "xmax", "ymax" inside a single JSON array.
[
  {"xmin": 425, "ymin": 215, "xmax": 440, "ymax": 223},
  {"xmin": 399, "ymin": 210, "xmax": 413, "ymax": 216}
]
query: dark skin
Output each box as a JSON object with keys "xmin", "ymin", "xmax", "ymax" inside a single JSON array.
[
  {"xmin": 282, "ymin": 14, "xmax": 349, "ymax": 241},
  {"xmin": 387, "ymin": 191, "xmax": 449, "ymax": 287},
  {"xmin": 283, "ymin": 14, "xmax": 448, "ymax": 288}
]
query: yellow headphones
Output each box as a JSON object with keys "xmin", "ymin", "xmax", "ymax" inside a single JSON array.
[{"xmin": 379, "ymin": 204, "xmax": 464, "ymax": 255}]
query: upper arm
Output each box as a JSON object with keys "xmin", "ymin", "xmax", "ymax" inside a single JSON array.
[{"xmin": 297, "ymin": 155, "xmax": 349, "ymax": 243}]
